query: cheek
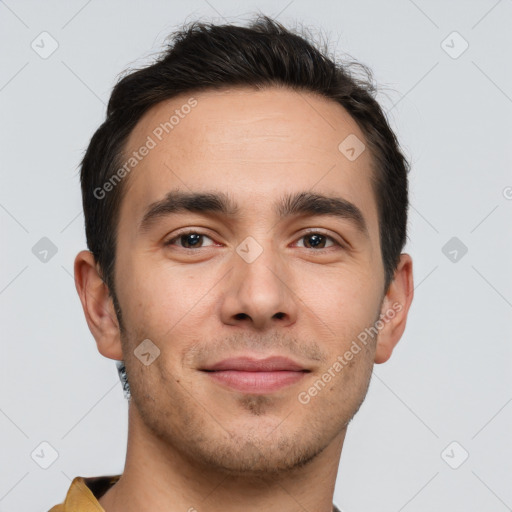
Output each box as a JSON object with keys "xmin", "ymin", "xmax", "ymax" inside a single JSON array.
[
  {"xmin": 118, "ymin": 259, "xmax": 220, "ymax": 342},
  {"xmin": 296, "ymin": 265, "xmax": 381, "ymax": 327}
]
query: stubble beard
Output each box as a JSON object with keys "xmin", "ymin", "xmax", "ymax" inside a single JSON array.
[
  {"xmin": 122, "ymin": 339, "xmax": 375, "ymax": 482},
  {"xmin": 112, "ymin": 292, "xmax": 378, "ymax": 481}
]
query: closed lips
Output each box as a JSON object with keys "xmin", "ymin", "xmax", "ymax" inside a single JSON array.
[{"xmin": 200, "ymin": 356, "xmax": 310, "ymax": 372}]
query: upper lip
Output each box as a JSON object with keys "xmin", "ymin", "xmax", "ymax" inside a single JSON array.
[{"xmin": 201, "ymin": 356, "xmax": 308, "ymax": 372}]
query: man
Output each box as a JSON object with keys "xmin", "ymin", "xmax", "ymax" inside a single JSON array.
[{"xmin": 51, "ymin": 14, "xmax": 413, "ymax": 512}]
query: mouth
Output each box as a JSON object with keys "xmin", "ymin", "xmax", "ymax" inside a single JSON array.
[{"xmin": 200, "ymin": 356, "xmax": 310, "ymax": 394}]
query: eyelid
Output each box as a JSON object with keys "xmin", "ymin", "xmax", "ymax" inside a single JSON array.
[
  {"xmin": 293, "ymin": 228, "xmax": 345, "ymax": 249},
  {"xmin": 164, "ymin": 228, "xmax": 216, "ymax": 247}
]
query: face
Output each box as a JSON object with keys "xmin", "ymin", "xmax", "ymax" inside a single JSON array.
[{"xmin": 112, "ymin": 87, "xmax": 389, "ymax": 476}]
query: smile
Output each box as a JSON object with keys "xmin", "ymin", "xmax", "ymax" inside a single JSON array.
[{"xmin": 200, "ymin": 355, "xmax": 311, "ymax": 393}]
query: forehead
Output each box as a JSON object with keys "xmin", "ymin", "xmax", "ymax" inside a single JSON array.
[{"xmin": 118, "ymin": 87, "xmax": 378, "ymax": 236}]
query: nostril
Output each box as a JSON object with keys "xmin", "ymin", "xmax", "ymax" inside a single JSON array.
[{"xmin": 273, "ymin": 312, "xmax": 285, "ymax": 319}]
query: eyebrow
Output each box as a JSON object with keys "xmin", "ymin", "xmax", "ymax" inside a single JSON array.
[{"xmin": 139, "ymin": 189, "xmax": 369, "ymax": 238}]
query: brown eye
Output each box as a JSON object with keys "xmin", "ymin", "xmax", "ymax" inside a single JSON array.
[
  {"xmin": 165, "ymin": 231, "xmax": 215, "ymax": 249},
  {"xmin": 296, "ymin": 232, "xmax": 339, "ymax": 249}
]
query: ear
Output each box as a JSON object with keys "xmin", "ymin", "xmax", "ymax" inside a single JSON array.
[
  {"xmin": 374, "ymin": 253, "xmax": 414, "ymax": 364},
  {"xmin": 74, "ymin": 250, "xmax": 123, "ymax": 360}
]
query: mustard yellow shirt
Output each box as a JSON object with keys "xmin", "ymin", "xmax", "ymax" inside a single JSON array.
[
  {"xmin": 49, "ymin": 474, "xmax": 343, "ymax": 511},
  {"xmin": 49, "ymin": 475, "xmax": 121, "ymax": 511}
]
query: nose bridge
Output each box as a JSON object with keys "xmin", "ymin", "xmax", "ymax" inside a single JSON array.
[
  {"xmin": 220, "ymin": 234, "xmax": 297, "ymax": 329},
  {"xmin": 238, "ymin": 235, "xmax": 284, "ymax": 292}
]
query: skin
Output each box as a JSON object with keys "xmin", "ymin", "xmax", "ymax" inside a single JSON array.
[{"xmin": 74, "ymin": 87, "xmax": 414, "ymax": 512}]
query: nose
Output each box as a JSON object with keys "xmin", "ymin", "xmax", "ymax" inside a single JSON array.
[{"xmin": 219, "ymin": 241, "xmax": 298, "ymax": 331}]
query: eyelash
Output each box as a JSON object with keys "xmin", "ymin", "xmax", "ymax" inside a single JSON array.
[{"xmin": 164, "ymin": 229, "xmax": 344, "ymax": 251}]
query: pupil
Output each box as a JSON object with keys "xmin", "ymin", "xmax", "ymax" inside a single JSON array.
[
  {"xmin": 307, "ymin": 234, "xmax": 324, "ymax": 248},
  {"xmin": 183, "ymin": 233, "xmax": 201, "ymax": 247}
]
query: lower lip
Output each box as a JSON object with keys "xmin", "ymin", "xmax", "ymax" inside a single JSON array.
[{"xmin": 203, "ymin": 370, "xmax": 307, "ymax": 393}]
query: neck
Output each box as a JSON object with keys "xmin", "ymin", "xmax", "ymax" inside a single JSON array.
[{"xmin": 99, "ymin": 404, "xmax": 345, "ymax": 512}]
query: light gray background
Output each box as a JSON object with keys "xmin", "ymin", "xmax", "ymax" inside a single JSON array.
[{"xmin": 1, "ymin": 1, "xmax": 511, "ymax": 510}]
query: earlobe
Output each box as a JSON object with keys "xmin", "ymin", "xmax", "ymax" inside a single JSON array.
[
  {"xmin": 73, "ymin": 250, "xmax": 123, "ymax": 360},
  {"xmin": 374, "ymin": 253, "xmax": 414, "ymax": 364}
]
